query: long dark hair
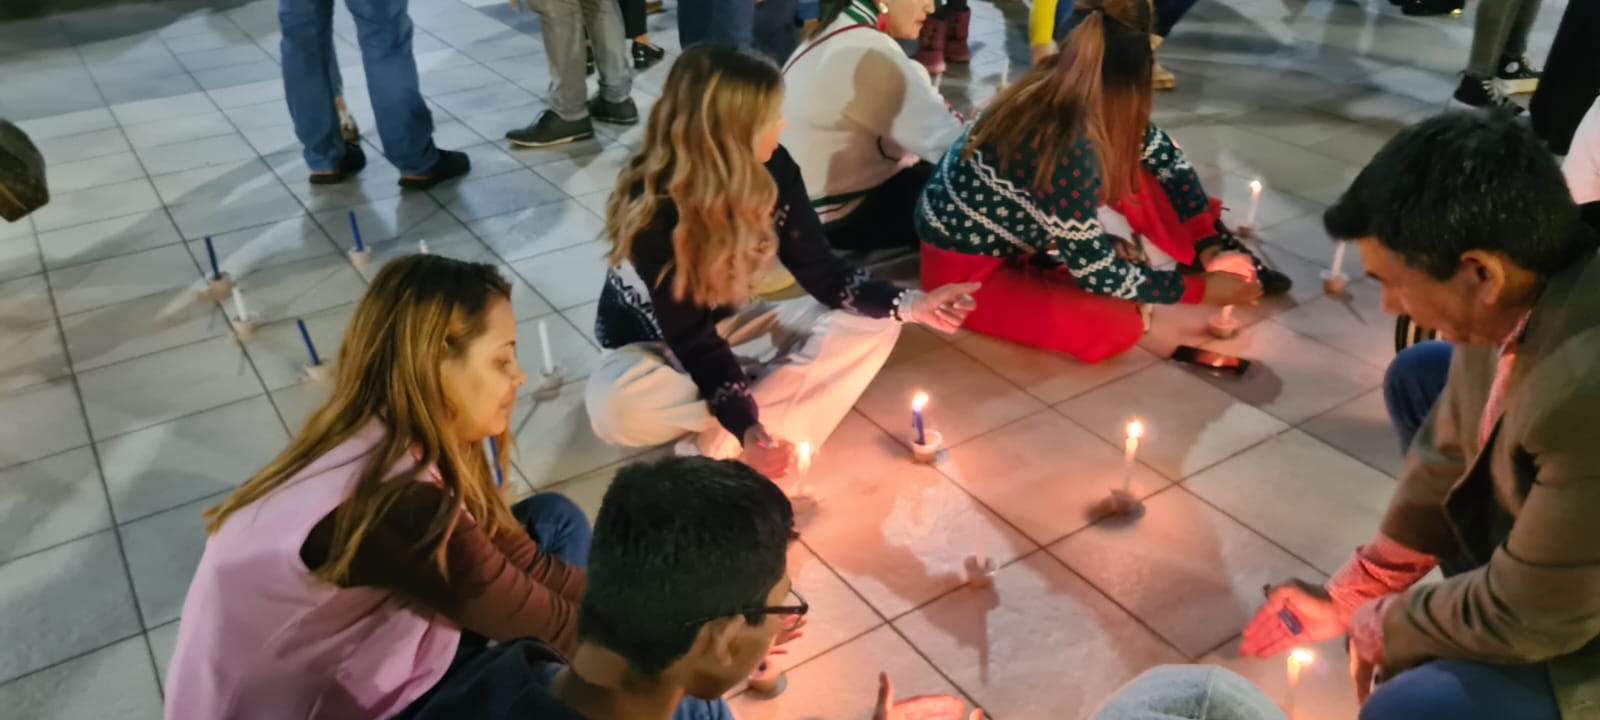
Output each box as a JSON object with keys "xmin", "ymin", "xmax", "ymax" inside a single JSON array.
[{"xmin": 964, "ymin": 0, "xmax": 1153, "ymax": 200}]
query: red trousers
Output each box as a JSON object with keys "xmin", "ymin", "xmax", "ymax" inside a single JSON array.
[{"xmin": 921, "ymin": 170, "xmax": 1223, "ymax": 364}]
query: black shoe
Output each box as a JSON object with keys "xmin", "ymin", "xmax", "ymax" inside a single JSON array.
[
  {"xmin": 588, "ymin": 95, "xmax": 639, "ymax": 125},
  {"xmin": 309, "ymin": 142, "xmax": 367, "ymax": 185},
  {"xmin": 632, "ymin": 40, "xmax": 665, "ymax": 70},
  {"xmin": 1496, "ymin": 55, "xmax": 1541, "ymax": 95},
  {"xmin": 505, "ymin": 111, "xmax": 596, "ymax": 148},
  {"xmin": 398, "ymin": 149, "xmax": 470, "ymax": 190},
  {"xmin": 1451, "ymin": 74, "xmax": 1527, "ymax": 116},
  {"xmin": 1401, "ymin": 0, "xmax": 1463, "ymax": 16},
  {"xmin": 587, "ymin": 46, "xmax": 595, "ymax": 76},
  {"xmin": 1180, "ymin": 220, "xmax": 1293, "ymax": 296}
]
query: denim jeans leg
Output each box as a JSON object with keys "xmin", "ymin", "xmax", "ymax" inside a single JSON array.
[
  {"xmin": 344, "ymin": 0, "xmax": 438, "ymax": 175},
  {"xmin": 1360, "ymin": 660, "xmax": 1559, "ymax": 720},
  {"xmin": 280, "ymin": 0, "xmax": 343, "ymax": 172},
  {"xmin": 580, "ymin": 0, "xmax": 633, "ymax": 104},
  {"xmin": 511, "ymin": 493, "xmax": 594, "ymax": 569},
  {"xmin": 1382, "ymin": 341, "xmax": 1454, "ymax": 454},
  {"xmin": 679, "ymin": 0, "xmax": 754, "ymax": 49}
]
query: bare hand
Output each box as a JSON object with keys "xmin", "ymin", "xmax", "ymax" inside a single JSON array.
[
  {"xmin": 873, "ymin": 673, "xmax": 982, "ymax": 720},
  {"xmin": 741, "ymin": 425, "xmax": 795, "ymax": 479},
  {"xmin": 1349, "ymin": 641, "xmax": 1378, "ymax": 705},
  {"xmin": 911, "ymin": 283, "xmax": 981, "ymax": 334},
  {"xmin": 1109, "ymin": 234, "xmax": 1145, "ymax": 263},
  {"xmin": 1202, "ymin": 271, "xmax": 1263, "ymax": 307},
  {"xmin": 1241, "ymin": 579, "xmax": 1346, "ymax": 658}
]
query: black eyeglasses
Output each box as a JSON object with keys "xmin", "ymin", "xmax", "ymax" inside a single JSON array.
[{"xmin": 682, "ymin": 587, "xmax": 809, "ymax": 628}]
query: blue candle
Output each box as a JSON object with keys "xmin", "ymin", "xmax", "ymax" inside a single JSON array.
[
  {"xmin": 203, "ymin": 236, "xmax": 221, "ymax": 280},
  {"xmin": 487, "ymin": 436, "xmax": 505, "ymax": 488},
  {"xmin": 348, "ymin": 211, "xmax": 364, "ymax": 252},
  {"xmin": 912, "ymin": 392, "xmax": 928, "ymax": 445},
  {"xmin": 1277, "ymin": 607, "xmax": 1304, "ymax": 635},
  {"xmin": 296, "ymin": 319, "xmax": 321, "ymax": 366}
]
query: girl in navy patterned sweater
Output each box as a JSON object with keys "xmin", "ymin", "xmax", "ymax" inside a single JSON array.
[
  {"xmin": 917, "ymin": 0, "xmax": 1286, "ymax": 363},
  {"xmin": 584, "ymin": 46, "xmax": 978, "ymax": 478}
]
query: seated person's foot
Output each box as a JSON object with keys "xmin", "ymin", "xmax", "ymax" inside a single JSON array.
[
  {"xmin": 632, "ymin": 40, "xmax": 665, "ymax": 70},
  {"xmin": 308, "ymin": 142, "xmax": 367, "ymax": 185},
  {"xmin": 505, "ymin": 111, "xmax": 595, "ymax": 148},
  {"xmin": 398, "ymin": 149, "xmax": 470, "ymax": 190},
  {"xmin": 588, "ymin": 95, "xmax": 640, "ymax": 125},
  {"xmin": 1180, "ymin": 221, "xmax": 1293, "ymax": 295}
]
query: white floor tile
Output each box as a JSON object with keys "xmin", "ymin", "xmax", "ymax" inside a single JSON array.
[
  {"xmin": 855, "ymin": 346, "xmax": 1047, "ymax": 450},
  {"xmin": 1301, "ymin": 387, "xmax": 1403, "ymax": 478},
  {"xmin": 37, "ymin": 211, "xmax": 184, "ymax": 270},
  {"xmin": 76, "ymin": 336, "xmax": 264, "ymax": 440},
  {"xmin": 0, "ymin": 380, "xmax": 90, "ymax": 469},
  {"xmin": 507, "ymin": 239, "xmax": 610, "ymax": 310},
  {"xmin": 0, "ymin": 235, "xmax": 41, "ymax": 283},
  {"xmin": 1272, "ymin": 278, "xmax": 1395, "ymax": 369},
  {"xmin": 33, "ymin": 128, "xmax": 132, "ymax": 164},
  {"xmin": 510, "ymin": 380, "xmax": 647, "ymax": 488},
  {"xmin": 31, "ymin": 179, "xmax": 164, "ymax": 233},
  {"xmin": 528, "ymin": 145, "xmax": 634, "ymax": 197},
  {"xmin": 726, "ymin": 625, "xmax": 965, "ymax": 720},
  {"xmin": 954, "ymin": 333, "xmax": 1161, "ymax": 406},
  {"xmin": 468, "ymin": 198, "xmax": 606, "ymax": 263},
  {"xmin": 109, "ymin": 91, "xmax": 219, "ymax": 126},
  {"xmin": 47, "ymin": 243, "xmax": 201, "ymax": 319},
  {"xmin": 1196, "ymin": 319, "xmax": 1385, "ymax": 425},
  {"xmin": 0, "ymin": 448, "xmax": 110, "ymax": 563},
  {"xmin": 120, "ymin": 493, "xmax": 219, "ymax": 628},
  {"xmin": 0, "ymin": 636, "xmax": 161, "ymax": 720},
  {"xmin": 0, "ymin": 531, "xmax": 142, "ymax": 681},
  {"xmin": 62, "ymin": 290, "xmax": 230, "ymax": 374},
  {"xmin": 434, "ymin": 168, "xmax": 565, "ymax": 222},
  {"xmin": 0, "ymin": 319, "xmax": 69, "ymax": 393},
  {"xmin": 146, "ymin": 621, "xmax": 179, "ymax": 690},
  {"xmin": 98, "ymin": 396, "xmax": 287, "ymax": 524},
  {"xmin": 225, "ymin": 254, "xmax": 367, "ymax": 325},
  {"xmin": 246, "ymin": 306, "xmax": 356, "ymax": 391}
]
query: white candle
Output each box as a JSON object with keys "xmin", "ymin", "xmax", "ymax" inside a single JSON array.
[
  {"xmin": 975, "ymin": 512, "xmax": 987, "ymax": 566},
  {"xmin": 1246, "ymin": 179, "xmax": 1263, "ymax": 227},
  {"xmin": 230, "ymin": 286, "xmax": 249, "ymax": 322},
  {"xmin": 1285, "ymin": 648, "xmax": 1313, "ymax": 718},
  {"xmin": 797, "ymin": 441, "xmax": 812, "ymax": 497},
  {"xmin": 1330, "ymin": 242, "xmax": 1347, "ymax": 276},
  {"xmin": 1121, "ymin": 420, "xmax": 1144, "ymax": 492},
  {"xmin": 1220, "ymin": 305, "xmax": 1234, "ymax": 324},
  {"xmin": 418, "ymin": 239, "xmax": 430, "ymax": 255},
  {"xmin": 1000, "ymin": 56, "xmax": 1010, "ymax": 88},
  {"xmin": 537, "ymin": 319, "xmax": 555, "ymax": 374}
]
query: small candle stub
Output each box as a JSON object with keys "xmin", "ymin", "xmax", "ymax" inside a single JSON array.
[
  {"xmin": 304, "ymin": 362, "xmax": 333, "ymax": 383},
  {"xmin": 1320, "ymin": 270, "xmax": 1349, "ymax": 296},
  {"xmin": 532, "ymin": 369, "xmax": 564, "ymax": 401},
  {"xmin": 747, "ymin": 660, "xmax": 786, "ymax": 696},
  {"xmin": 964, "ymin": 554, "xmax": 997, "ymax": 588},
  {"xmin": 348, "ymin": 248, "xmax": 372, "ymax": 269},
  {"xmin": 207, "ymin": 273, "xmax": 234, "ymax": 301},
  {"xmin": 230, "ymin": 317, "xmax": 256, "ymax": 342},
  {"xmin": 1207, "ymin": 306, "xmax": 1238, "ymax": 339},
  {"xmin": 910, "ymin": 429, "xmax": 942, "ymax": 464}
]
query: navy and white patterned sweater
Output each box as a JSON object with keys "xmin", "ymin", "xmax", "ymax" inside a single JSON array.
[
  {"xmin": 595, "ymin": 146, "xmax": 904, "ymax": 443},
  {"xmin": 915, "ymin": 123, "xmax": 1208, "ymax": 305}
]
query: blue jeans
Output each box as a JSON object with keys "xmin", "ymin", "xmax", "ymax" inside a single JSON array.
[
  {"xmin": 511, "ymin": 493, "xmax": 593, "ymax": 569},
  {"xmin": 1371, "ymin": 343, "xmax": 1560, "ymax": 720},
  {"xmin": 279, "ymin": 0, "xmax": 439, "ymax": 175}
]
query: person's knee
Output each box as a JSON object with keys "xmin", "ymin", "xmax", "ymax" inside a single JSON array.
[
  {"xmin": 1383, "ymin": 341, "xmax": 1452, "ymax": 414},
  {"xmin": 1360, "ymin": 666, "xmax": 1471, "ymax": 720},
  {"xmin": 515, "ymin": 492, "xmax": 588, "ymax": 533},
  {"xmin": 585, "ymin": 376, "xmax": 643, "ymax": 446}
]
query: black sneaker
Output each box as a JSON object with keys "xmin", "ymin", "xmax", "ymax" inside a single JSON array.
[
  {"xmin": 505, "ymin": 111, "xmax": 596, "ymax": 148},
  {"xmin": 398, "ymin": 149, "xmax": 470, "ymax": 190},
  {"xmin": 1496, "ymin": 55, "xmax": 1541, "ymax": 95},
  {"xmin": 1401, "ymin": 0, "xmax": 1462, "ymax": 15},
  {"xmin": 1451, "ymin": 75, "xmax": 1527, "ymax": 116},
  {"xmin": 1180, "ymin": 220, "xmax": 1293, "ymax": 296},
  {"xmin": 309, "ymin": 142, "xmax": 366, "ymax": 185},
  {"xmin": 587, "ymin": 95, "xmax": 639, "ymax": 125},
  {"xmin": 632, "ymin": 40, "xmax": 665, "ymax": 70}
]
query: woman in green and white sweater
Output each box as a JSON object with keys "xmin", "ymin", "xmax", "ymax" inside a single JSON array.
[{"xmin": 917, "ymin": 0, "xmax": 1287, "ymax": 364}]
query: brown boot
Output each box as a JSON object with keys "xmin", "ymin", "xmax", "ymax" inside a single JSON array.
[
  {"xmin": 914, "ymin": 18, "xmax": 947, "ymax": 75},
  {"xmin": 1151, "ymin": 34, "xmax": 1176, "ymax": 90},
  {"xmin": 945, "ymin": 10, "xmax": 971, "ymax": 63}
]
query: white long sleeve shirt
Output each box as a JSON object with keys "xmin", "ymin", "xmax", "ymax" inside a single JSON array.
[{"xmin": 779, "ymin": 0, "xmax": 966, "ymax": 223}]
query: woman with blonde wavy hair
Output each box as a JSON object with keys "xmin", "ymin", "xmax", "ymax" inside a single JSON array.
[
  {"xmin": 586, "ymin": 44, "xmax": 979, "ymax": 478},
  {"xmin": 163, "ymin": 256, "xmax": 737, "ymax": 720}
]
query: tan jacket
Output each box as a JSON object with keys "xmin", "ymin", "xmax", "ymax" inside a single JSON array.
[{"xmin": 1381, "ymin": 243, "xmax": 1600, "ymax": 719}]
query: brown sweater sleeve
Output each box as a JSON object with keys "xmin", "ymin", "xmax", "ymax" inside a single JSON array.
[{"xmin": 299, "ymin": 483, "xmax": 586, "ymax": 655}]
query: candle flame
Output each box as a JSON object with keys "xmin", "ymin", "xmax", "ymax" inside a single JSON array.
[
  {"xmin": 1126, "ymin": 420, "xmax": 1144, "ymax": 440},
  {"xmin": 1249, "ymin": 179, "xmax": 1263, "ymax": 193},
  {"xmin": 797, "ymin": 441, "xmax": 812, "ymax": 472},
  {"xmin": 1289, "ymin": 648, "xmax": 1314, "ymax": 666},
  {"xmin": 912, "ymin": 392, "xmax": 929, "ymax": 411}
]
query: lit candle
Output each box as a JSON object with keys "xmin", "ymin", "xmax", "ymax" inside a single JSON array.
[
  {"xmin": 912, "ymin": 392, "xmax": 929, "ymax": 445},
  {"xmin": 1220, "ymin": 304, "xmax": 1234, "ymax": 325},
  {"xmin": 230, "ymin": 286, "xmax": 249, "ymax": 322},
  {"xmin": 1121, "ymin": 420, "xmax": 1144, "ymax": 493},
  {"xmin": 348, "ymin": 211, "xmax": 364, "ymax": 252},
  {"xmin": 1285, "ymin": 648, "xmax": 1313, "ymax": 718},
  {"xmin": 796, "ymin": 441, "xmax": 812, "ymax": 498},
  {"xmin": 296, "ymin": 318, "xmax": 321, "ymax": 367},
  {"xmin": 1246, "ymin": 179, "xmax": 1263, "ymax": 228},
  {"xmin": 537, "ymin": 319, "xmax": 555, "ymax": 374},
  {"xmin": 486, "ymin": 436, "xmax": 504, "ymax": 488},
  {"xmin": 1329, "ymin": 241, "xmax": 1347, "ymax": 276},
  {"xmin": 418, "ymin": 239, "xmax": 430, "ymax": 255},
  {"xmin": 204, "ymin": 236, "xmax": 222, "ymax": 280}
]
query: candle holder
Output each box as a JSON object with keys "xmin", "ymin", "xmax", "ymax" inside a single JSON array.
[
  {"xmin": 207, "ymin": 273, "xmax": 234, "ymax": 302},
  {"xmin": 1093, "ymin": 487, "xmax": 1145, "ymax": 519},
  {"xmin": 963, "ymin": 554, "xmax": 997, "ymax": 588},
  {"xmin": 1207, "ymin": 310, "xmax": 1238, "ymax": 339},
  {"xmin": 1320, "ymin": 270, "xmax": 1350, "ymax": 296},
  {"xmin": 533, "ymin": 369, "xmax": 563, "ymax": 401},
  {"xmin": 305, "ymin": 362, "xmax": 333, "ymax": 383},
  {"xmin": 747, "ymin": 660, "xmax": 786, "ymax": 697},
  {"xmin": 230, "ymin": 316, "xmax": 256, "ymax": 342},
  {"xmin": 348, "ymin": 247, "xmax": 372, "ymax": 270},
  {"xmin": 910, "ymin": 429, "xmax": 942, "ymax": 464},
  {"xmin": 1235, "ymin": 224, "xmax": 1259, "ymax": 241}
]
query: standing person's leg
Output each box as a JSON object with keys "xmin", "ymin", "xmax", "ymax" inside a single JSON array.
[
  {"xmin": 510, "ymin": 493, "xmax": 593, "ymax": 568},
  {"xmin": 578, "ymin": 0, "xmax": 635, "ymax": 117},
  {"xmin": 1530, "ymin": 1, "xmax": 1600, "ymax": 153},
  {"xmin": 506, "ymin": 0, "xmax": 600, "ymax": 147},
  {"xmin": 280, "ymin": 0, "xmax": 347, "ymax": 174},
  {"xmin": 1453, "ymin": 0, "xmax": 1530, "ymax": 113},
  {"xmin": 1494, "ymin": 0, "xmax": 1545, "ymax": 95},
  {"xmin": 344, "ymin": 0, "xmax": 470, "ymax": 186},
  {"xmin": 1382, "ymin": 341, "xmax": 1454, "ymax": 454},
  {"xmin": 1152, "ymin": 0, "xmax": 1198, "ymax": 37},
  {"xmin": 679, "ymin": 0, "xmax": 754, "ymax": 49},
  {"xmin": 1359, "ymin": 660, "xmax": 1559, "ymax": 720},
  {"xmin": 751, "ymin": 0, "xmax": 802, "ymax": 64},
  {"xmin": 618, "ymin": 0, "xmax": 666, "ymax": 69}
]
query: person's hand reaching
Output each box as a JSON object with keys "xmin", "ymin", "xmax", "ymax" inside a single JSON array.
[
  {"xmin": 1201, "ymin": 271, "xmax": 1263, "ymax": 307},
  {"xmin": 1241, "ymin": 579, "xmax": 1347, "ymax": 658},
  {"xmin": 908, "ymin": 283, "xmax": 981, "ymax": 334},
  {"xmin": 740, "ymin": 425, "xmax": 794, "ymax": 479},
  {"xmin": 872, "ymin": 673, "xmax": 982, "ymax": 720}
]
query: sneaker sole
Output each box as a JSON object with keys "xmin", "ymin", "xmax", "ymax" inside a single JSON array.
[
  {"xmin": 506, "ymin": 131, "xmax": 595, "ymax": 148},
  {"xmin": 591, "ymin": 115, "xmax": 639, "ymax": 126},
  {"xmin": 1497, "ymin": 77, "xmax": 1539, "ymax": 95}
]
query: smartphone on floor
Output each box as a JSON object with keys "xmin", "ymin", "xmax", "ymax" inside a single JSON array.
[{"xmin": 1170, "ymin": 345, "xmax": 1250, "ymax": 376}]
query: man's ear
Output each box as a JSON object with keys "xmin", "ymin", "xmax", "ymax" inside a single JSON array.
[
  {"xmin": 1459, "ymin": 250, "xmax": 1510, "ymax": 306},
  {"xmin": 699, "ymin": 617, "xmax": 744, "ymax": 668}
]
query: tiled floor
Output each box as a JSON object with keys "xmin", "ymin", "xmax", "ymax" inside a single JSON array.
[{"xmin": 0, "ymin": 0, "xmax": 1563, "ymax": 717}]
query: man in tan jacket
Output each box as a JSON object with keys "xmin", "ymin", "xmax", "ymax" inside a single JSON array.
[{"xmin": 1241, "ymin": 111, "xmax": 1600, "ymax": 720}]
